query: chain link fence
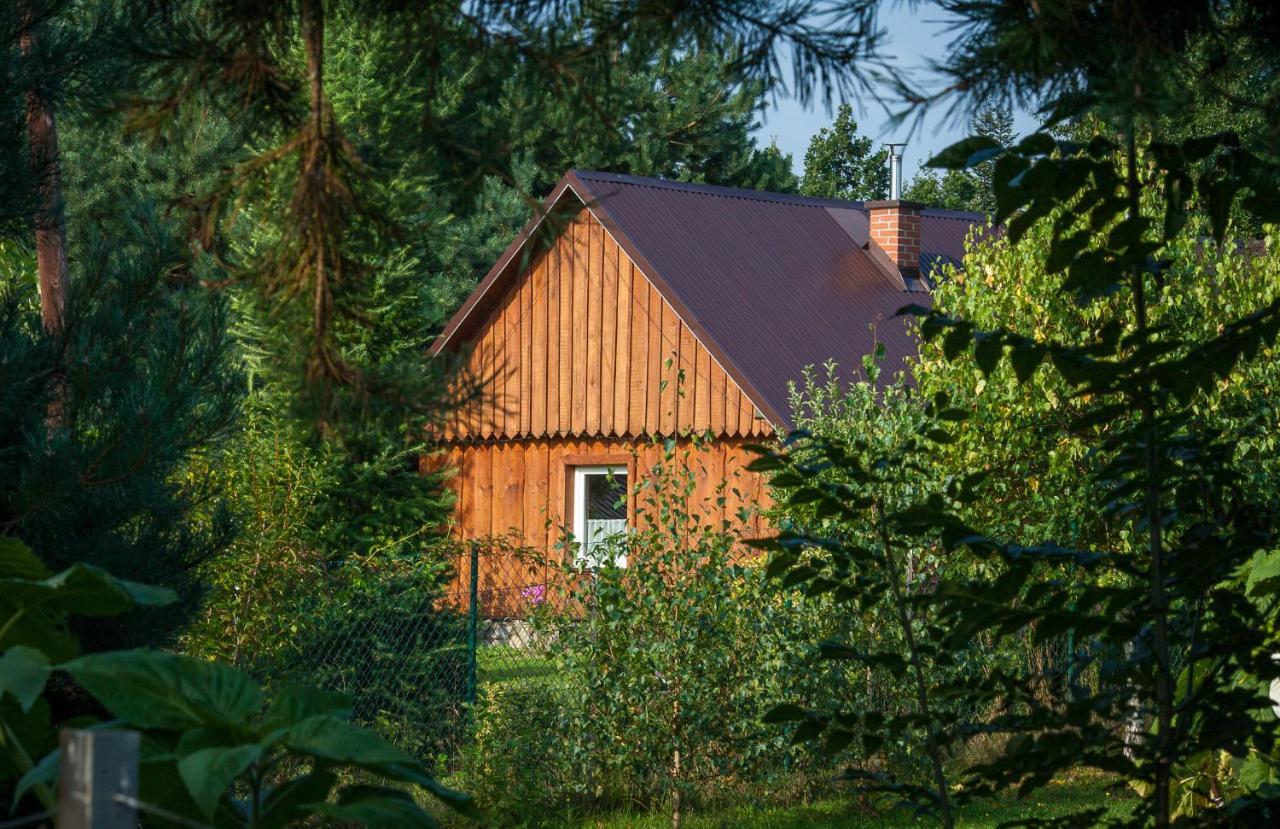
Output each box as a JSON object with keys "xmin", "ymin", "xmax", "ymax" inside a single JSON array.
[{"xmin": 270, "ymin": 542, "xmax": 569, "ymax": 760}]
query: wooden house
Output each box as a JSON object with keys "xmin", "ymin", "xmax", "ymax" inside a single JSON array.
[{"xmin": 429, "ymin": 171, "xmax": 981, "ymax": 584}]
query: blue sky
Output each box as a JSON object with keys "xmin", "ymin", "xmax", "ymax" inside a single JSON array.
[{"xmin": 756, "ymin": 1, "xmax": 1040, "ymax": 177}]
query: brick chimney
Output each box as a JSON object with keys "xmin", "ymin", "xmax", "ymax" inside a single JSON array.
[{"xmin": 866, "ymin": 200, "xmax": 923, "ymax": 278}]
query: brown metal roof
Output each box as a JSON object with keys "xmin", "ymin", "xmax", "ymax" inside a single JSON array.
[{"xmin": 432, "ymin": 170, "xmax": 985, "ymax": 430}]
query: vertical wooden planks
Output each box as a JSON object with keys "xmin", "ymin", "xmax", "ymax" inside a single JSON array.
[
  {"xmin": 524, "ymin": 441, "xmax": 549, "ymax": 551},
  {"xmin": 710, "ymin": 357, "xmax": 727, "ymax": 436},
  {"xmin": 519, "ymin": 259, "xmax": 534, "ymax": 437},
  {"xmin": 705, "ymin": 441, "xmax": 727, "ymax": 530},
  {"xmin": 473, "ymin": 443, "xmax": 493, "ymax": 539},
  {"xmin": 695, "ymin": 346, "xmax": 711, "ymax": 432},
  {"xmin": 547, "ymin": 236, "xmax": 561, "ymax": 435},
  {"xmin": 627, "ymin": 262, "xmax": 648, "ymax": 435},
  {"xmin": 585, "ymin": 222, "xmax": 604, "ymax": 435},
  {"xmin": 546, "ymin": 439, "xmax": 567, "ymax": 541},
  {"xmin": 455, "ymin": 445, "xmax": 472, "ymax": 540},
  {"xmin": 478, "ymin": 328, "xmax": 492, "ymax": 438},
  {"xmin": 558, "ymin": 220, "xmax": 574, "ymax": 433},
  {"xmin": 440, "ymin": 208, "xmax": 776, "ymax": 446},
  {"xmin": 500, "ymin": 286, "xmax": 518, "ymax": 438},
  {"xmin": 600, "ymin": 228, "xmax": 618, "ymax": 434},
  {"xmin": 677, "ymin": 321, "xmax": 696, "ymax": 432},
  {"xmin": 531, "ymin": 249, "xmax": 548, "ymax": 437},
  {"xmin": 570, "ymin": 218, "xmax": 588, "ymax": 434},
  {"xmin": 613, "ymin": 248, "xmax": 631, "ymax": 436},
  {"xmin": 442, "ymin": 436, "xmax": 777, "ymax": 569},
  {"xmin": 689, "ymin": 441, "xmax": 714, "ymax": 530},
  {"xmin": 491, "ymin": 293, "xmax": 504, "ymax": 438},
  {"xmin": 499, "ymin": 441, "xmax": 524, "ymax": 536},
  {"xmin": 659, "ymin": 296, "xmax": 679, "ymax": 435},
  {"xmin": 646, "ymin": 281, "xmax": 662, "ymax": 433}
]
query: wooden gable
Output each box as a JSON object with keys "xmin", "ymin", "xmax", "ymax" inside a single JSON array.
[{"xmin": 441, "ymin": 208, "xmax": 773, "ymax": 442}]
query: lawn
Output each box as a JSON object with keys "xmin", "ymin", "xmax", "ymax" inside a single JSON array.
[
  {"xmin": 562, "ymin": 773, "xmax": 1134, "ymax": 828},
  {"xmin": 476, "ymin": 643, "xmax": 557, "ymax": 685}
]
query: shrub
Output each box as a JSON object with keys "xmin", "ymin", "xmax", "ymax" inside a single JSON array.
[
  {"xmin": 286, "ymin": 572, "xmax": 471, "ymax": 758},
  {"xmin": 460, "ymin": 679, "xmax": 577, "ymax": 825},
  {"xmin": 492, "ymin": 438, "xmax": 848, "ymax": 825}
]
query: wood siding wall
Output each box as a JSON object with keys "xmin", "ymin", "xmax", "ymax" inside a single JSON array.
[
  {"xmin": 437, "ymin": 437, "xmax": 773, "ymax": 551},
  {"xmin": 441, "ymin": 209, "xmax": 773, "ymax": 441}
]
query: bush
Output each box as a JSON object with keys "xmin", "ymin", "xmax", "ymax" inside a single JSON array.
[
  {"xmin": 460, "ymin": 679, "xmax": 577, "ymax": 825},
  {"xmin": 180, "ymin": 401, "xmax": 469, "ymax": 757},
  {"xmin": 460, "ymin": 439, "xmax": 849, "ymax": 825},
  {"xmin": 287, "ymin": 574, "xmax": 471, "ymax": 758}
]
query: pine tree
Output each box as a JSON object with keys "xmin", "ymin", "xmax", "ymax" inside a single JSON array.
[{"xmin": 0, "ymin": 2, "xmax": 240, "ymax": 649}]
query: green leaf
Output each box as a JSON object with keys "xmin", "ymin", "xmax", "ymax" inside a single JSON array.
[
  {"xmin": 309, "ymin": 786, "xmax": 438, "ymax": 828},
  {"xmin": 929, "ymin": 136, "xmax": 1004, "ymax": 170},
  {"xmin": 943, "ymin": 324, "xmax": 973, "ymax": 361},
  {"xmin": 0, "ymin": 537, "xmax": 49, "ymax": 581},
  {"xmin": 262, "ymin": 686, "xmax": 352, "ymax": 732},
  {"xmin": 284, "ymin": 716, "xmax": 477, "ymax": 817},
  {"xmin": 63, "ymin": 649, "xmax": 262, "ymax": 730},
  {"xmin": 1238, "ymin": 751, "xmax": 1279, "ymax": 789},
  {"xmin": 0, "ymin": 646, "xmax": 51, "ymax": 712},
  {"xmin": 1009, "ymin": 344, "xmax": 1045, "ymax": 384},
  {"xmin": 823, "ymin": 729, "xmax": 855, "ymax": 756},
  {"xmin": 0, "ymin": 563, "xmax": 176, "ymax": 619},
  {"xmin": 1246, "ymin": 550, "xmax": 1280, "ymax": 597},
  {"xmin": 974, "ymin": 336, "xmax": 1003, "ymax": 376},
  {"xmin": 924, "ymin": 428, "xmax": 955, "ymax": 445},
  {"xmin": 762, "ymin": 703, "xmax": 807, "ymax": 723},
  {"xmin": 11, "ymin": 706, "xmax": 57, "ymax": 800},
  {"xmin": 258, "ymin": 770, "xmax": 338, "ymax": 829},
  {"xmin": 178, "ymin": 744, "xmax": 262, "ymax": 819}
]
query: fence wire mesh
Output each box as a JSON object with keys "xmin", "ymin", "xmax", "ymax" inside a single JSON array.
[{"xmin": 269, "ymin": 543, "xmax": 570, "ymax": 760}]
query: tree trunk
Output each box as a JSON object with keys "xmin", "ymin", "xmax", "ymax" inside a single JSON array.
[
  {"xmin": 21, "ymin": 12, "xmax": 70, "ymax": 431},
  {"xmin": 21, "ymin": 17, "xmax": 69, "ymax": 339},
  {"xmin": 670, "ymin": 748, "xmax": 681, "ymax": 829}
]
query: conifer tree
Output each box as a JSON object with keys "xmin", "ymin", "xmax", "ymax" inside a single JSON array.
[{"xmin": 0, "ymin": 1, "xmax": 240, "ymax": 648}]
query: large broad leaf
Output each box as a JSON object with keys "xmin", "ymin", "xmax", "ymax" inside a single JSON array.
[
  {"xmin": 928, "ymin": 135, "xmax": 1005, "ymax": 170},
  {"xmin": 1238, "ymin": 751, "xmax": 1280, "ymax": 789},
  {"xmin": 284, "ymin": 715, "xmax": 414, "ymax": 767},
  {"xmin": 3, "ymin": 696, "xmax": 53, "ymax": 785},
  {"xmin": 308, "ymin": 786, "xmax": 438, "ymax": 828},
  {"xmin": 63, "ymin": 649, "xmax": 262, "ymax": 730},
  {"xmin": 178, "ymin": 743, "xmax": 262, "ymax": 819},
  {"xmin": 0, "ymin": 537, "xmax": 49, "ymax": 580},
  {"xmin": 0, "ymin": 645, "xmax": 51, "ymax": 711},
  {"xmin": 0, "ymin": 563, "xmax": 176, "ymax": 618},
  {"xmin": 257, "ymin": 770, "xmax": 338, "ymax": 829},
  {"xmin": 261, "ymin": 686, "xmax": 352, "ymax": 733},
  {"xmin": 0, "ymin": 604, "xmax": 78, "ymax": 662},
  {"xmin": 1246, "ymin": 549, "xmax": 1280, "ymax": 598},
  {"xmin": 285, "ymin": 716, "xmax": 476, "ymax": 816}
]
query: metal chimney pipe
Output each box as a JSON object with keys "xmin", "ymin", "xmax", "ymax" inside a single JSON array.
[{"xmin": 886, "ymin": 143, "xmax": 906, "ymax": 200}]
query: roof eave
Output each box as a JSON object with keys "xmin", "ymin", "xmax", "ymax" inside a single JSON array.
[{"xmin": 428, "ymin": 175, "xmax": 579, "ymax": 357}]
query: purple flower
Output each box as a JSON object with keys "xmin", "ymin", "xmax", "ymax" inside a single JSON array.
[{"xmin": 521, "ymin": 584, "xmax": 547, "ymax": 605}]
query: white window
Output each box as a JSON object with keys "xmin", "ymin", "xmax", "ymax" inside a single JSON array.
[{"xmin": 572, "ymin": 465, "xmax": 629, "ymax": 568}]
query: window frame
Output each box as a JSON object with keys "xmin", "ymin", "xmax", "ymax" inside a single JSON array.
[{"xmin": 571, "ymin": 464, "xmax": 630, "ymax": 568}]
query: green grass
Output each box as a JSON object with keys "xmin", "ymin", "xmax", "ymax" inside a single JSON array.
[
  {"xmin": 476, "ymin": 644, "xmax": 556, "ymax": 685},
  {"xmin": 561, "ymin": 773, "xmax": 1134, "ymax": 828}
]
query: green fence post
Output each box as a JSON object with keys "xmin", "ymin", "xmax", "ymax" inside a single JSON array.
[{"xmin": 467, "ymin": 540, "xmax": 480, "ymax": 706}]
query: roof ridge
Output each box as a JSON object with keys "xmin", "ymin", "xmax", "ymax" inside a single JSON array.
[
  {"xmin": 572, "ymin": 170, "xmax": 987, "ymax": 221},
  {"xmin": 572, "ymin": 169, "xmax": 865, "ymax": 210}
]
